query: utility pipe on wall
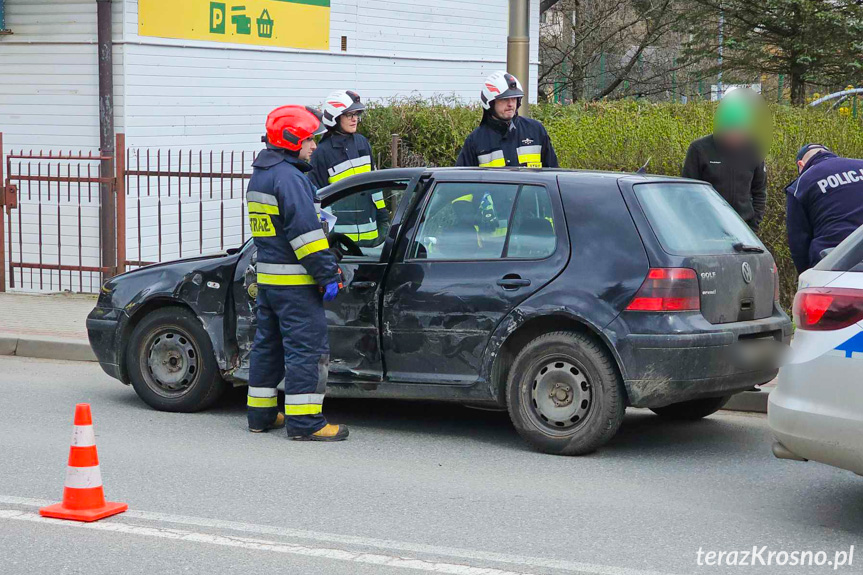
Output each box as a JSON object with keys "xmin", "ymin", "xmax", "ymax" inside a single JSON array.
[{"xmin": 507, "ymin": 0, "xmax": 530, "ymax": 116}]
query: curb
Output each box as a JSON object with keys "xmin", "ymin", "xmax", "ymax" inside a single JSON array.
[
  {"xmin": 722, "ymin": 388, "xmax": 771, "ymax": 414},
  {"xmin": 0, "ymin": 335, "xmax": 96, "ymax": 362}
]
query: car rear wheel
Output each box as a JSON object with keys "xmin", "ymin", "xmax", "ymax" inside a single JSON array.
[
  {"xmin": 506, "ymin": 331, "xmax": 625, "ymax": 456},
  {"xmin": 649, "ymin": 395, "xmax": 730, "ymax": 420},
  {"xmin": 126, "ymin": 307, "xmax": 226, "ymax": 412}
]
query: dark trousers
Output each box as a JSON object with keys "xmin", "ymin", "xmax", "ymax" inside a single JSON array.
[{"xmin": 247, "ymin": 286, "xmax": 329, "ymax": 436}]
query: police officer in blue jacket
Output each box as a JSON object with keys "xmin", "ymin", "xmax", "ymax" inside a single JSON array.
[
  {"xmin": 786, "ymin": 143, "xmax": 863, "ymax": 274},
  {"xmin": 245, "ymin": 105, "xmax": 348, "ymax": 441},
  {"xmin": 310, "ymin": 90, "xmax": 389, "ymax": 247},
  {"xmin": 456, "ymin": 71, "xmax": 558, "ymax": 169}
]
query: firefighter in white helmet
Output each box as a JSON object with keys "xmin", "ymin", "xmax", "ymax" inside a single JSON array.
[
  {"xmin": 456, "ymin": 71, "xmax": 558, "ymax": 168},
  {"xmin": 310, "ymin": 90, "xmax": 390, "ymax": 247}
]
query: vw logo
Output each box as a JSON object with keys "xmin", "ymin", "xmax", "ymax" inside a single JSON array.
[{"xmin": 741, "ymin": 262, "xmax": 753, "ymax": 284}]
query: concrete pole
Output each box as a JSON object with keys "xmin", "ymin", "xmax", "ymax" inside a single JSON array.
[
  {"xmin": 97, "ymin": 0, "xmax": 116, "ymax": 280},
  {"xmin": 507, "ymin": 0, "xmax": 530, "ymax": 117}
]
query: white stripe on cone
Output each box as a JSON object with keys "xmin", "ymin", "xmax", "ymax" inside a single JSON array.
[
  {"xmin": 71, "ymin": 425, "xmax": 96, "ymax": 447},
  {"xmin": 64, "ymin": 465, "xmax": 103, "ymax": 489}
]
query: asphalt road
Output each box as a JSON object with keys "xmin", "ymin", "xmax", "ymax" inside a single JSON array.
[{"xmin": 0, "ymin": 356, "xmax": 860, "ymax": 575}]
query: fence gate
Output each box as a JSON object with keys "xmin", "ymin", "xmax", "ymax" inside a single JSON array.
[{"xmin": 1, "ymin": 133, "xmax": 115, "ymax": 293}]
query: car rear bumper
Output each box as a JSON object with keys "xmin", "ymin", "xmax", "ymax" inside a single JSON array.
[
  {"xmin": 768, "ymin": 356, "xmax": 863, "ymax": 476},
  {"xmin": 613, "ymin": 310, "xmax": 791, "ymax": 408},
  {"xmin": 85, "ymin": 307, "xmax": 126, "ymax": 383}
]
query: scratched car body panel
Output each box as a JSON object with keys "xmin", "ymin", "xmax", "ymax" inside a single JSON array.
[
  {"xmin": 769, "ymin": 231, "xmax": 863, "ymax": 476},
  {"xmin": 87, "ymin": 167, "xmax": 791, "ymax": 415}
]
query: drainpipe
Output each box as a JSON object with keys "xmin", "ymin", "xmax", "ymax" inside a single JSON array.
[
  {"xmin": 97, "ymin": 0, "xmax": 116, "ymax": 279},
  {"xmin": 507, "ymin": 0, "xmax": 530, "ymax": 117}
]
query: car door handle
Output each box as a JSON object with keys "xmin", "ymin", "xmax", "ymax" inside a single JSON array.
[
  {"xmin": 497, "ymin": 277, "xmax": 531, "ymax": 289},
  {"xmin": 351, "ymin": 281, "xmax": 377, "ymax": 290}
]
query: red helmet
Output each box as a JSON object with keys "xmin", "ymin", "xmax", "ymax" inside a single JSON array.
[{"xmin": 265, "ymin": 105, "xmax": 327, "ymax": 152}]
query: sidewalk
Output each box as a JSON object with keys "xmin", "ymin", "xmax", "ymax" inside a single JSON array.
[{"xmin": 0, "ymin": 292, "xmax": 97, "ymax": 361}]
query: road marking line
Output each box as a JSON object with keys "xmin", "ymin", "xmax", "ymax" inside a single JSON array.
[
  {"xmin": 0, "ymin": 509, "xmax": 533, "ymax": 575},
  {"xmin": 0, "ymin": 496, "xmax": 679, "ymax": 575}
]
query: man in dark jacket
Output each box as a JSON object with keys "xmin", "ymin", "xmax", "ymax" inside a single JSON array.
[
  {"xmin": 682, "ymin": 92, "xmax": 767, "ymax": 231},
  {"xmin": 310, "ymin": 90, "xmax": 389, "ymax": 247},
  {"xmin": 786, "ymin": 144, "xmax": 863, "ymax": 273},
  {"xmin": 245, "ymin": 105, "xmax": 348, "ymax": 442},
  {"xmin": 456, "ymin": 71, "xmax": 558, "ymax": 169}
]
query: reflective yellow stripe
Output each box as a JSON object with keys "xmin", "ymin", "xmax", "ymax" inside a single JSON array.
[
  {"xmin": 294, "ymin": 238, "xmax": 330, "ymax": 259},
  {"xmin": 248, "ymin": 396, "xmax": 278, "ymax": 408},
  {"xmin": 479, "ymin": 157, "xmax": 506, "ymax": 168},
  {"xmin": 249, "ymin": 214, "xmax": 276, "ymax": 237},
  {"xmin": 374, "ymin": 199, "xmax": 386, "ymax": 209},
  {"xmin": 328, "ymin": 163, "xmax": 372, "ymax": 184},
  {"xmin": 257, "ymin": 273, "xmax": 317, "ymax": 286},
  {"xmin": 344, "ymin": 229, "xmax": 379, "ymax": 242},
  {"xmin": 247, "ymin": 201, "xmax": 280, "ymax": 215},
  {"xmin": 285, "ymin": 404, "xmax": 323, "ymax": 416},
  {"xmin": 518, "ymin": 153, "xmax": 542, "ymax": 165},
  {"xmin": 453, "ymin": 194, "xmax": 474, "ymax": 203}
]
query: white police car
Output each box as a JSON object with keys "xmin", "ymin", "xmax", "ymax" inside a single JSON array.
[{"xmin": 769, "ymin": 225, "xmax": 863, "ymax": 476}]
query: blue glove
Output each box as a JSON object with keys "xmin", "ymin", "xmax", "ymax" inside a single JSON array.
[{"xmin": 322, "ymin": 282, "xmax": 340, "ymax": 302}]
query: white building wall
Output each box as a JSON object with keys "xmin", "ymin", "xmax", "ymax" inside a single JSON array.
[
  {"xmin": 0, "ymin": 0, "xmax": 125, "ymax": 292},
  {"xmin": 1, "ymin": 0, "xmax": 541, "ymax": 291}
]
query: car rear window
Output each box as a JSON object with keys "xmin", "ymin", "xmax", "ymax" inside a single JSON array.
[
  {"xmin": 814, "ymin": 223, "xmax": 863, "ymax": 272},
  {"xmin": 633, "ymin": 182, "xmax": 764, "ymax": 256}
]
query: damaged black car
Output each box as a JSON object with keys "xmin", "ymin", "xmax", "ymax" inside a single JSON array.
[{"xmin": 87, "ymin": 167, "xmax": 791, "ymax": 455}]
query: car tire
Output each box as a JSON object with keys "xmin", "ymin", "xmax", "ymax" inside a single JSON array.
[
  {"xmin": 126, "ymin": 307, "xmax": 226, "ymax": 413},
  {"xmin": 506, "ymin": 331, "xmax": 625, "ymax": 456},
  {"xmin": 649, "ymin": 396, "xmax": 730, "ymax": 420}
]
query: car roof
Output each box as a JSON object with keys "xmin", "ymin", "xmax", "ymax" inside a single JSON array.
[{"xmin": 316, "ymin": 166, "xmax": 705, "ymax": 196}]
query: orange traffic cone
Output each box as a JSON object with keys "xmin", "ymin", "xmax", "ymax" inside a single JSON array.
[{"xmin": 39, "ymin": 403, "xmax": 127, "ymax": 522}]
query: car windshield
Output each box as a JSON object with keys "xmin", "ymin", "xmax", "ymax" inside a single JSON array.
[{"xmin": 633, "ymin": 182, "xmax": 763, "ymax": 256}]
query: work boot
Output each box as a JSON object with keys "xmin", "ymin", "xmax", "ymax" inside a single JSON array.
[
  {"xmin": 290, "ymin": 423, "xmax": 349, "ymax": 442},
  {"xmin": 249, "ymin": 412, "xmax": 286, "ymax": 433}
]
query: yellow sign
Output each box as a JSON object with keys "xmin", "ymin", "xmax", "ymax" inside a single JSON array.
[{"xmin": 139, "ymin": 0, "xmax": 330, "ymax": 51}]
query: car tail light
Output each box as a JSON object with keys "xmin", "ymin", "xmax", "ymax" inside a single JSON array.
[
  {"xmin": 773, "ymin": 263, "xmax": 780, "ymax": 303},
  {"xmin": 793, "ymin": 287, "xmax": 863, "ymax": 331},
  {"xmin": 626, "ymin": 268, "xmax": 700, "ymax": 312}
]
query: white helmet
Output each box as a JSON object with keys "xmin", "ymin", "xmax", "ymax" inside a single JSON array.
[
  {"xmin": 480, "ymin": 71, "xmax": 524, "ymax": 111},
  {"xmin": 322, "ymin": 90, "xmax": 366, "ymax": 128}
]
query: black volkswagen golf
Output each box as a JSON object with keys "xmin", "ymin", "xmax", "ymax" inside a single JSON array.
[{"xmin": 87, "ymin": 167, "xmax": 791, "ymax": 455}]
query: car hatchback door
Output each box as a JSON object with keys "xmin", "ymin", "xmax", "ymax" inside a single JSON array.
[{"xmin": 381, "ymin": 175, "xmax": 569, "ymax": 384}]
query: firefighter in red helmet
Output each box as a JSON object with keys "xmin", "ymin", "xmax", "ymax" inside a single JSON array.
[{"xmin": 245, "ymin": 105, "xmax": 348, "ymax": 441}]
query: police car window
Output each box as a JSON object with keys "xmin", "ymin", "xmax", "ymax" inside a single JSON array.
[
  {"xmin": 327, "ymin": 184, "xmax": 406, "ymax": 261},
  {"xmin": 411, "ymin": 183, "xmax": 519, "ymax": 260},
  {"xmin": 815, "ymin": 223, "xmax": 863, "ymax": 272},
  {"xmin": 505, "ymin": 185, "xmax": 556, "ymax": 259}
]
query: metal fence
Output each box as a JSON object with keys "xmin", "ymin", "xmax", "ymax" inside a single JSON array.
[
  {"xmin": 2, "ymin": 132, "xmax": 405, "ymax": 294},
  {"xmin": 121, "ymin": 140, "xmax": 254, "ymax": 272},
  {"xmin": 1, "ymin": 137, "xmax": 113, "ymax": 293}
]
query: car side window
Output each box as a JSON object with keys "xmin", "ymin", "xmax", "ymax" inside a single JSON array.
[
  {"xmin": 505, "ymin": 185, "xmax": 556, "ymax": 259},
  {"xmin": 326, "ymin": 184, "xmax": 407, "ymax": 261},
  {"xmin": 411, "ymin": 183, "xmax": 520, "ymax": 260}
]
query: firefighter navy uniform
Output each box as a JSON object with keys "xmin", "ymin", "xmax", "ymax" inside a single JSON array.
[
  {"xmin": 456, "ymin": 115, "xmax": 559, "ymax": 169},
  {"xmin": 246, "ymin": 148, "xmax": 340, "ymax": 437},
  {"xmin": 309, "ymin": 132, "xmax": 390, "ymax": 246}
]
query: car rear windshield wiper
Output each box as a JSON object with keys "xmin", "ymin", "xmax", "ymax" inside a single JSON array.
[{"xmin": 733, "ymin": 242, "xmax": 765, "ymax": 253}]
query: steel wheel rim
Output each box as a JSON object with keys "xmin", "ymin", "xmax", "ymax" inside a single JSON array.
[
  {"xmin": 142, "ymin": 326, "xmax": 200, "ymax": 398},
  {"xmin": 524, "ymin": 357, "xmax": 592, "ymax": 434}
]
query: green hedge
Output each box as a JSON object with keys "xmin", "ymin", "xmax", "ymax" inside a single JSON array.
[{"xmin": 360, "ymin": 99, "xmax": 863, "ymax": 310}]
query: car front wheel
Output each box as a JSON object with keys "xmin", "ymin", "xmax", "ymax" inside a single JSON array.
[
  {"xmin": 126, "ymin": 307, "xmax": 226, "ymax": 412},
  {"xmin": 649, "ymin": 396, "xmax": 730, "ymax": 420},
  {"xmin": 506, "ymin": 331, "xmax": 625, "ymax": 456}
]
